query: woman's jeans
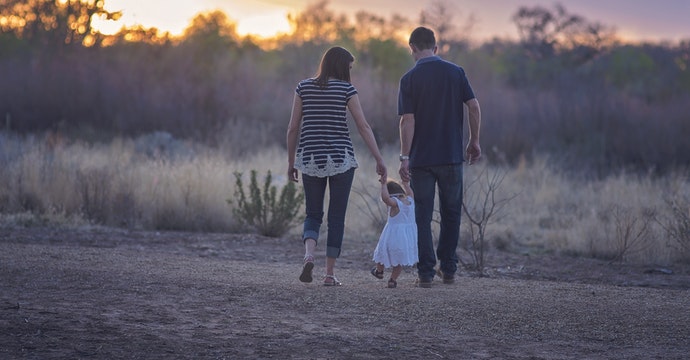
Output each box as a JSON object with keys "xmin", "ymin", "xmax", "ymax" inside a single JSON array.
[
  {"xmin": 411, "ymin": 164, "xmax": 463, "ymax": 280},
  {"xmin": 301, "ymin": 168, "xmax": 355, "ymax": 259}
]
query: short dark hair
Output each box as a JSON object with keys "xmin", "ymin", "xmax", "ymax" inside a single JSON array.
[
  {"xmin": 314, "ymin": 46, "xmax": 354, "ymax": 87},
  {"xmin": 409, "ymin": 26, "xmax": 436, "ymax": 50},
  {"xmin": 386, "ymin": 180, "xmax": 405, "ymax": 196}
]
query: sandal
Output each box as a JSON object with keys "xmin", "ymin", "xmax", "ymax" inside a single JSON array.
[
  {"xmin": 323, "ymin": 275, "xmax": 342, "ymax": 287},
  {"xmin": 299, "ymin": 255, "xmax": 315, "ymax": 283},
  {"xmin": 387, "ymin": 279, "xmax": 397, "ymax": 288},
  {"xmin": 370, "ymin": 267, "xmax": 384, "ymax": 279}
]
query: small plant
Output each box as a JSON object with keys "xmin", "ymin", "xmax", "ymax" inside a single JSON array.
[
  {"xmin": 462, "ymin": 165, "xmax": 516, "ymax": 273},
  {"xmin": 351, "ymin": 182, "xmax": 387, "ymax": 230},
  {"xmin": 228, "ymin": 170, "xmax": 304, "ymax": 237},
  {"xmin": 657, "ymin": 194, "xmax": 690, "ymax": 259},
  {"xmin": 608, "ymin": 204, "xmax": 653, "ymax": 263},
  {"xmin": 76, "ymin": 167, "xmax": 111, "ymax": 224}
]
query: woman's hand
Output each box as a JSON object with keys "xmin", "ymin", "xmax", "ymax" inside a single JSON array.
[
  {"xmin": 376, "ymin": 160, "xmax": 387, "ymax": 183},
  {"xmin": 288, "ymin": 166, "xmax": 299, "ymax": 182}
]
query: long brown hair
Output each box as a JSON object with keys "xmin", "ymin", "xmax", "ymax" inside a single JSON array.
[{"xmin": 314, "ymin": 46, "xmax": 354, "ymax": 87}]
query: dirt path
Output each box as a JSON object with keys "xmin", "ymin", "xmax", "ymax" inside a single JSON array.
[{"xmin": 1, "ymin": 227, "xmax": 689, "ymax": 359}]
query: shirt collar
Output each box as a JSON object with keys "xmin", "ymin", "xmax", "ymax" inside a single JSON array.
[{"xmin": 416, "ymin": 55, "xmax": 441, "ymax": 65}]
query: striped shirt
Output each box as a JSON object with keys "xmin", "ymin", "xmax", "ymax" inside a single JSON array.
[{"xmin": 294, "ymin": 78, "xmax": 359, "ymax": 177}]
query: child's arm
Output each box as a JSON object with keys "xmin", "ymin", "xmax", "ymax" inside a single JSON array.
[
  {"xmin": 402, "ymin": 180, "xmax": 414, "ymax": 199},
  {"xmin": 380, "ymin": 178, "xmax": 398, "ymax": 208}
]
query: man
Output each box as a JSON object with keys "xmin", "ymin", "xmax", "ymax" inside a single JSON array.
[{"xmin": 398, "ymin": 26, "xmax": 481, "ymax": 288}]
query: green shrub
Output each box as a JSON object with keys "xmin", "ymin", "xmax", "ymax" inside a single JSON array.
[{"xmin": 228, "ymin": 170, "xmax": 304, "ymax": 237}]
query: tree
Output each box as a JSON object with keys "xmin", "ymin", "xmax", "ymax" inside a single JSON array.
[
  {"xmin": 506, "ymin": 3, "xmax": 618, "ymax": 87},
  {"xmin": 286, "ymin": 0, "xmax": 352, "ymax": 44},
  {"xmin": 181, "ymin": 10, "xmax": 238, "ymax": 50},
  {"xmin": 0, "ymin": 0, "xmax": 120, "ymax": 48},
  {"xmin": 512, "ymin": 3, "xmax": 615, "ymax": 62},
  {"xmin": 105, "ymin": 25, "xmax": 172, "ymax": 46},
  {"xmin": 420, "ymin": 0, "xmax": 475, "ymax": 51}
]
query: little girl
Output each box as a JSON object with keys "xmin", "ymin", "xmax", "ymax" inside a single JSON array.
[{"xmin": 371, "ymin": 178, "xmax": 418, "ymax": 288}]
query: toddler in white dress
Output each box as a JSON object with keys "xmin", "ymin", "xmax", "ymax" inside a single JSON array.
[{"xmin": 371, "ymin": 178, "xmax": 418, "ymax": 288}]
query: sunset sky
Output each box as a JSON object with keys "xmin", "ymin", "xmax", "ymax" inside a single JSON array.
[{"xmin": 94, "ymin": 0, "xmax": 690, "ymax": 43}]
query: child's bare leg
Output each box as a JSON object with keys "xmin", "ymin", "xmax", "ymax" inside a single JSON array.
[
  {"xmin": 390, "ymin": 265, "xmax": 403, "ymax": 281},
  {"xmin": 376, "ymin": 263, "xmax": 384, "ymax": 273},
  {"xmin": 387, "ymin": 265, "xmax": 403, "ymax": 288}
]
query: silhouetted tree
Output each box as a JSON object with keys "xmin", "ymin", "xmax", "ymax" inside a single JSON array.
[
  {"xmin": 181, "ymin": 10, "xmax": 238, "ymax": 50},
  {"xmin": 419, "ymin": 0, "xmax": 475, "ymax": 52},
  {"xmin": 506, "ymin": 3, "xmax": 618, "ymax": 87},
  {"xmin": 512, "ymin": 3, "xmax": 577, "ymax": 59},
  {"xmin": 512, "ymin": 3, "xmax": 615, "ymax": 62},
  {"xmin": 286, "ymin": 0, "xmax": 353, "ymax": 44},
  {"xmin": 0, "ymin": 0, "xmax": 120, "ymax": 48},
  {"xmin": 105, "ymin": 25, "xmax": 172, "ymax": 46}
]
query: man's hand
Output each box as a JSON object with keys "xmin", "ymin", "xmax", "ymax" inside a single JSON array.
[
  {"xmin": 398, "ymin": 160, "xmax": 410, "ymax": 182},
  {"xmin": 466, "ymin": 141, "xmax": 481, "ymax": 165}
]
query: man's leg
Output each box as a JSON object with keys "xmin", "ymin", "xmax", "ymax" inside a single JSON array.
[
  {"xmin": 411, "ymin": 166, "xmax": 437, "ymax": 282},
  {"xmin": 435, "ymin": 164, "xmax": 463, "ymax": 278}
]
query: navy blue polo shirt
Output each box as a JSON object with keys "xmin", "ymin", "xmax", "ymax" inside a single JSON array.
[{"xmin": 398, "ymin": 56, "xmax": 475, "ymax": 167}]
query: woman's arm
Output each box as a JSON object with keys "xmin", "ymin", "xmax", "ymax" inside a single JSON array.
[
  {"xmin": 286, "ymin": 93, "xmax": 302, "ymax": 182},
  {"xmin": 347, "ymin": 94, "xmax": 386, "ymax": 182}
]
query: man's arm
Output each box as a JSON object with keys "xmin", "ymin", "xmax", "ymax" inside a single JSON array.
[
  {"xmin": 465, "ymin": 98, "xmax": 481, "ymax": 165},
  {"xmin": 399, "ymin": 113, "xmax": 415, "ymax": 182}
]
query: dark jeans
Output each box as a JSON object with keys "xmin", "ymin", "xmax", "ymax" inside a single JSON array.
[
  {"xmin": 411, "ymin": 164, "xmax": 463, "ymax": 280},
  {"xmin": 301, "ymin": 168, "xmax": 355, "ymax": 258}
]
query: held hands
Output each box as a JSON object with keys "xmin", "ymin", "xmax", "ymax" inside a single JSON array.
[
  {"xmin": 376, "ymin": 160, "xmax": 387, "ymax": 183},
  {"xmin": 379, "ymin": 173, "xmax": 387, "ymax": 184}
]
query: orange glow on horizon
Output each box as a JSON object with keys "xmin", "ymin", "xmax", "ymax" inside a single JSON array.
[
  {"xmin": 88, "ymin": 0, "xmax": 688, "ymax": 44},
  {"xmin": 235, "ymin": 12, "xmax": 291, "ymax": 39},
  {"xmin": 91, "ymin": 1, "xmax": 293, "ymax": 39}
]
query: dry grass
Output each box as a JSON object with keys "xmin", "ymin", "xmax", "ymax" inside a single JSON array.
[
  {"xmin": 1, "ymin": 132, "xmax": 688, "ymax": 265},
  {"xmin": 488, "ymin": 157, "xmax": 689, "ymax": 264}
]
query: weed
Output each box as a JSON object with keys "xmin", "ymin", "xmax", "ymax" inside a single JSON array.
[{"xmin": 229, "ymin": 170, "xmax": 304, "ymax": 237}]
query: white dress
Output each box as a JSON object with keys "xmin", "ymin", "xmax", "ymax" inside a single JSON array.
[{"xmin": 372, "ymin": 196, "xmax": 418, "ymax": 268}]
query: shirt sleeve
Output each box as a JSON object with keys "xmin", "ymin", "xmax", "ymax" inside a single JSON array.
[
  {"xmin": 459, "ymin": 68, "xmax": 475, "ymax": 102},
  {"xmin": 397, "ymin": 75, "xmax": 413, "ymax": 115},
  {"xmin": 346, "ymin": 83, "xmax": 357, "ymax": 100},
  {"xmin": 295, "ymin": 81, "xmax": 302, "ymax": 98}
]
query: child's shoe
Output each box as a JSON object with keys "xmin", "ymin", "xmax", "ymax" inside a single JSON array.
[{"xmin": 370, "ymin": 267, "xmax": 384, "ymax": 279}]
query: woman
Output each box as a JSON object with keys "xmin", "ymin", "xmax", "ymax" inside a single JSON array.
[{"xmin": 287, "ymin": 46, "xmax": 386, "ymax": 286}]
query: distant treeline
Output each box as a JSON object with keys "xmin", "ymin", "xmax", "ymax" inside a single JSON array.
[{"xmin": 1, "ymin": 0, "xmax": 689, "ymax": 175}]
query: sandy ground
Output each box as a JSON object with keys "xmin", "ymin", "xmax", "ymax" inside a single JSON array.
[{"xmin": 1, "ymin": 227, "xmax": 689, "ymax": 359}]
